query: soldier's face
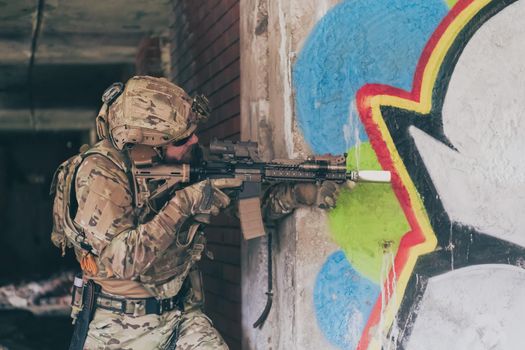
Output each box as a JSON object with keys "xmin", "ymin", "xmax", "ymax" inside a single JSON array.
[{"xmin": 164, "ymin": 133, "xmax": 199, "ymax": 162}]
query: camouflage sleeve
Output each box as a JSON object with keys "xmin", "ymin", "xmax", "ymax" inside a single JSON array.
[{"xmin": 75, "ymin": 155, "xmax": 189, "ymax": 279}]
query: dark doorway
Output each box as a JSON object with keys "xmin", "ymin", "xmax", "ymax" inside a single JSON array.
[
  {"xmin": 0, "ymin": 131, "xmax": 88, "ymax": 350},
  {"xmin": 0, "ymin": 131, "xmax": 85, "ymax": 281}
]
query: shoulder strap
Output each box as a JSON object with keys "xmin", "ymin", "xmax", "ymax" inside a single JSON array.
[
  {"xmin": 83, "ymin": 139, "xmax": 129, "ymax": 173},
  {"xmin": 83, "ymin": 140, "xmax": 136, "ymax": 208}
]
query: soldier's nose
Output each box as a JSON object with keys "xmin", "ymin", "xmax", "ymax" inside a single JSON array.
[{"xmin": 188, "ymin": 133, "xmax": 198, "ymax": 146}]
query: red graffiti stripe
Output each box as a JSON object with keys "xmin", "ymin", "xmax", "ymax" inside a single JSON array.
[{"xmin": 355, "ymin": 0, "xmax": 474, "ymax": 349}]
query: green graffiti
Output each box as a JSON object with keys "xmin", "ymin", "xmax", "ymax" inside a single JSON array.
[
  {"xmin": 328, "ymin": 142, "xmax": 409, "ymax": 284},
  {"xmin": 445, "ymin": 0, "xmax": 459, "ymax": 8}
]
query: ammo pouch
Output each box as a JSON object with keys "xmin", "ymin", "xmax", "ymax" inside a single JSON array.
[
  {"xmin": 188, "ymin": 266, "xmax": 204, "ymax": 306},
  {"xmin": 140, "ymin": 227, "xmax": 207, "ymax": 299}
]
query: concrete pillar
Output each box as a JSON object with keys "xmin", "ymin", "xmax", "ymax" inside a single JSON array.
[{"xmin": 241, "ymin": 0, "xmax": 340, "ymax": 348}]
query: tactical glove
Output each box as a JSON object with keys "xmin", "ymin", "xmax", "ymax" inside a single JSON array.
[
  {"xmin": 294, "ymin": 180, "xmax": 355, "ymax": 209},
  {"xmin": 172, "ymin": 178, "xmax": 243, "ymax": 218}
]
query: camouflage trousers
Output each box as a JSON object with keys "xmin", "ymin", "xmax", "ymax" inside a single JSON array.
[{"xmin": 83, "ymin": 307, "xmax": 228, "ymax": 349}]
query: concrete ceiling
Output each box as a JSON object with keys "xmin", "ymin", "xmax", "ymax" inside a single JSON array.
[{"xmin": 0, "ymin": 0, "xmax": 170, "ymax": 130}]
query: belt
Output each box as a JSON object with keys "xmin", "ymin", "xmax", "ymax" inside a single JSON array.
[{"xmin": 95, "ymin": 291, "xmax": 183, "ymax": 316}]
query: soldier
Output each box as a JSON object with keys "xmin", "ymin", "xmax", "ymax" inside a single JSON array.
[{"xmin": 50, "ymin": 76, "xmax": 345, "ymax": 349}]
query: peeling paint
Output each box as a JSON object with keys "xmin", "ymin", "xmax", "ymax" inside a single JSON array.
[{"xmin": 277, "ymin": 0, "xmax": 295, "ymax": 157}]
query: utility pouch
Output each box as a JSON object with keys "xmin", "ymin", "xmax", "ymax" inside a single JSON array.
[
  {"xmin": 189, "ymin": 267, "xmax": 204, "ymax": 305},
  {"xmin": 70, "ymin": 274, "xmax": 84, "ymax": 324},
  {"xmin": 68, "ymin": 280, "xmax": 99, "ymax": 350}
]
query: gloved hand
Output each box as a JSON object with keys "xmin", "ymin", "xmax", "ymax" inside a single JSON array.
[
  {"xmin": 293, "ymin": 180, "xmax": 355, "ymax": 209},
  {"xmin": 173, "ymin": 178, "xmax": 243, "ymax": 220}
]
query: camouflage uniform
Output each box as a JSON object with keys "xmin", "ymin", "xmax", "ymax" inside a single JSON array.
[
  {"xmin": 50, "ymin": 76, "xmax": 342, "ymax": 350},
  {"xmin": 84, "ymin": 308, "xmax": 225, "ymax": 349},
  {"xmin": 70, "ymin": 141, "xmax": 234, "ymax": 349}
]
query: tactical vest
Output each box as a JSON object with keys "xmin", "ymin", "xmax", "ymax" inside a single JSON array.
[
  {"xmin": 50, "ymin": 140, "xmax": 206, "ymax": 299},
  {"xmin": 50, "ymin": 140, "xmax": 128, "ymax": 256}
]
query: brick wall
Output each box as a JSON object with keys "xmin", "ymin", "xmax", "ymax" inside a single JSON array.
[
  {"xmin": 169, "ymin": 1, "xmax": 241, "ymax": 348},
  {"xmin": 170, "ymin": 0, "xmax": 240, "ymax": 145},
  {"xmin": 135, "ymin": 37, "xmax": 164, "ymax": 77}
]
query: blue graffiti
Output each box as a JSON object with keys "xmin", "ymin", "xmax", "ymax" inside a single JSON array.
[
  {"xmin": 300, "ymin": 2, "xmax": 452, "ymax": 347},
  {"xmin": 314, "ymin": 251, "xmax": 380, "ymax": 349},
  {"xmin": 293, "ymin": 0, "xmax": 449, "ymax": 155}
]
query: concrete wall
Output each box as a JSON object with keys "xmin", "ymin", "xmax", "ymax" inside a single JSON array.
[
  {"xmin": 241, "ymin": 1, "xmax": 344, "ymax": 349},
  {"xmin": 241, "ymin": 0, "xmax": 525, "ymax": 349}
]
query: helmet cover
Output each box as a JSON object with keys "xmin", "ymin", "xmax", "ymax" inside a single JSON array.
[{"xmin": 106, "ymin": 76, "xmax": 207, "ymax": 150}]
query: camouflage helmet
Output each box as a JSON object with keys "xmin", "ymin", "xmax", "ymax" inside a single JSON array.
[{"xmin": 96, "ymin": 76, "xmax": 210, "ymax": 150}]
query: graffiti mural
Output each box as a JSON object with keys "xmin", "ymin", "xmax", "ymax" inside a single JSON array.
[{"xmin": 294, "ymin": 0, "xmax": 525, "ymax": 349}]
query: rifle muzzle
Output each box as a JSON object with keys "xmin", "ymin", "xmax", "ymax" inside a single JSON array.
[{"xmin": 348, "ymin": 170, "xmax": 391, "ymax": 183}]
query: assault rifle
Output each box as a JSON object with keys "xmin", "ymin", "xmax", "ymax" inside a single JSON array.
[{"xmin": 130, "ymin": 139, "xmax": 391, "ymax": 240}]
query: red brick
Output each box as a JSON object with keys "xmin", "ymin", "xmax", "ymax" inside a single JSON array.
[
  {"xmin": 205, "ymin": 226, "xmax": 241, "ymax": 246},
  {"xmin": 197, "ymin": 58, "xmax": 240, "ymax": 97},
  {"xmin": 199, "ymin": 259, "xmax": 221, "ymax": 276},
  {"xmin": 177, "ymin": 30, "xmax": 239, "ymax": 91},
  {"xmin": 204, "ymin": 275, "xmax": 241, "ymax": 303},
  {"xmin": 176, "ymin": 21, "xmax": 239, "ymax": 86},
  {"xmin": 201, "ymin": 95, "xmax": 239, "ymax": 129},
  {"xmin": 188, "ymin": 40, "xmax": 240, "ymax": 93},
  {"xmin": 208, "ymin": 213, "xmax": 240, "ymax": 228},
  {"xmin": 205, "ymin": 292, "xmax": 241, "ymax": 322},
  {"xmin": 176, "ymin": 8, "xmax": 238, "ymax": 78},
  {"xmin": 206, "ymin": 310, "xmax": 242, "ymax": 340},
  {"xmin": 173, "ymin": 1, "xmax": 237, "ymax": 77},
  {"xmin": 206, "ymin": 243, "xmax": 240, "ymax": 265},
  {"xmin": 222, "ymin": 264, "xmax": 241, "ymax": 284},
  {"xmin": 200, "ymin": 260, "xmax": 241, "ymax": 284},
  {"xmin": 209, "ymin": 77, "xmax": 239, "ymax": 99},
  {"xmin": 198, "ymin": 115, "xmax": 240, "ymax": 145}
]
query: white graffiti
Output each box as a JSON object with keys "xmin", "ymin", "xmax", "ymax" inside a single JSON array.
[
  {"xmin": 409, "ymin": 0, "xmax": 525, "ymax": 248},
  {"xmin": 406, "ymin": 265, "xmax": 525, "ymax": 350},
  {"xmin": 403, "ymin": 2, "xmax": 525, "ymax": 349}
]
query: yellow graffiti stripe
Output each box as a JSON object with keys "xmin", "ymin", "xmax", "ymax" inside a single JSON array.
[{"xmin": 367, "ymin": 0, "xmax": 492, "ymax": 348}]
